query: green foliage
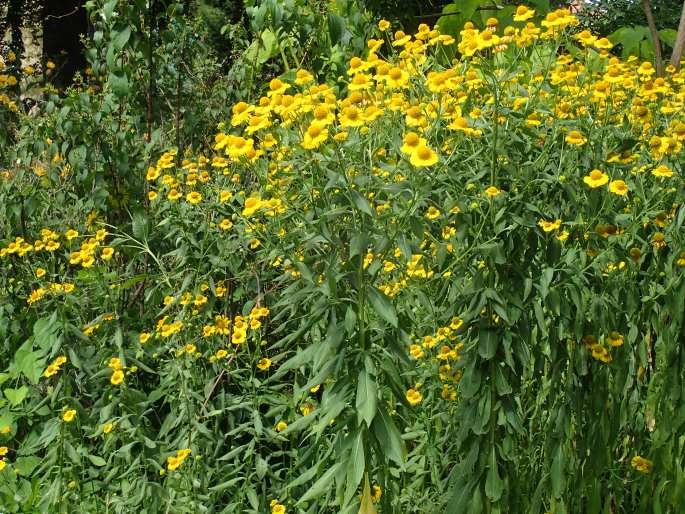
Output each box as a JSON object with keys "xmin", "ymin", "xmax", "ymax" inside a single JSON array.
[
  {"xmin": 577, "ymin": 0, "xmax": 684, "ymax": 35},
  {"xmin": 2, "ymin": 3, "xmax": 685, "ymax": 514}
]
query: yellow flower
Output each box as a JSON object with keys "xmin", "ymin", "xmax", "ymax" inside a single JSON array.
[
  {"xmin": 275, "ymin": 421, "xmax": 288, "ymax": 432},
  {"xmin": 101, "ymin": 247, "xmax": 114, "ymax": 260},
  {"xmin": 257, "ymin": 358, "xmax": 272, "ymax": 370},
  {"xmin": 186, "ymin": 191, "xmax": 202, "ymax": 205},
  {"xmin": 65, "ymin": 229, "xmax": 78, "ymax": 241},
  {"xmin": 538, "ymin": 219, "xmax": 562, "ymax": 232},
  {"xmin": 219, "ymin": 219, "xmax": 234, "ymax": 231},
  {"xmin": 148, "ymin": 191, "xmax": 158, "ymax": 201},
  {"xmin": 301, "ymin": 123, "xmax": 328, "ymax": 150},
  {"xmin": 583, "ymin": 169, "xmax": 609, "ymax": 188},
  {"xmin": 166, "ymin": 456, "xmax": 182, "ymax": 471},
  {"xmin": 484, "ymin": 186, "xmax": 501, "ymax": 198},
  {"xmin": 594, "ymin": 37, "xmax": 613, "ymax": 50},
  {"xmin": 0, "ymin": 447, "xmax": 7, "ymax": 456},
  {"xmin": 378, "ymin": 19, "xmax": 390, "ymax": 31},
  {"xmin": 609, "ymin": 180, "xmax": 628, "ymax": 196},
  {"xmin": 103, "ymin": 422, "xmax": 114, "ymax": 434},
  {"xmin": 556, "ymin": 230, "xmax": 570, "ymax": 242},
  {"xmin": 607, "ymin": 331, "xmax": 624, "ymax": 347},
  {"xmin": 62, "ymin": 409, "xmax": 77, "ymax": 423},
  {"xmin": 409, "ymin": 145, "xmax": 438, "ymax": 167},
  {"xmin": 146, "ymin": 167, "xmax": 160, "ymax": 181},
  {"xmin": 401, "ymin": 132, "xmax": 425, "ymax": 155},
  {"xmin": 232, "ymin": 329, "xmax": 247, "ymax": 345},
  {"xmin": 35, "ymin": 268, "xmax": 46, "ymax": 278},
  {"xmin": 139, "ymin": 332, "xmax": 151, "ymax": 344},
  {"xmin": 513, "ymin": 5, "xmax": 535, "ymax": 21},
  {"xmin": 651, "ymin": 165, "xmax": 673, "ymax": 178},
  {"xmin": 110, "ymin": 369, "xmax": 124, "ymax": 385},
  {"xmin": 0, "ymin": 460, "xmax": 5, "ymax": 471},
  {"xmin": 299, "ymin": 403, "xmax": 314, "ymax": 416},
  {"xmin": 565, "ymin": 130, "xmax": 587, "ymax": 146},
  {"xmin": 631, "ymin": 456, "xmax": 653, "ymax": 473},
  {"xmin": 406, "ymin": 388, "xmax": 423, "ymax": 405},
  {"xmin": 425, "ymin": 206, "xmax": 441, "ymax": 220}
]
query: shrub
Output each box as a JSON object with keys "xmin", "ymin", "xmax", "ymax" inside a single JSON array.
[{"xmin": 1, "ymin": 6, "xmax": 685, "ymax": 513}]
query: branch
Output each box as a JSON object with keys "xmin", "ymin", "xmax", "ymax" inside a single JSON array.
[
  {"xmin": 641, "ymin": 0, "xmax": 664, "ymax": 76},
  {"xmin": 671, "ymin": 0, "xmax": 685, "ymax": 68}
]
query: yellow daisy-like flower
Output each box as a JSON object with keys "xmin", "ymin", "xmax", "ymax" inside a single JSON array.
[
  {"xmin": 409, "ymin": 145, "xmax": 438, "ymax": 167},
  {"xmin": 425, "ymin": 206, "xmax": 441, "ymax": 220},
  {"xmin": 62, "ymin": 409, "xmax": 77, "ymax": 423},
  {"xmin": 565, "ymin": 130, "xmax": 587, "ymax": 146},
  {"xmin": 219, "ymin": 219, "xmax": 234, "ymax": 231},
  {"xmin": 609, "ymin": 180, "xmax": 628, "ymax": 196},
  {"xmin": 538, "ymin": 219, "xmax": 562, "ymax": 232},
  {"xmin": 484, "ymin": 186, "xmax": 501, "ymax": 198},
  {"xmin": 35, "ymin": 268, "xmax": 46, "ymax": 278},
  {"xmin": 513, "ymin": 5, "xmax": 535, "ymax": 22},
  {"xmin": 406, "ymin": 388, "xmax": 423, "ymax": 405},
  {"xmin": 583, "ymin": 169, "xmax": 609, "ymax": 188},
  {"xmin": 378, "ymin": 19, "xmax": 390, "ymax": 31},
  {"xmin": 257, "ymin": 358, "xmax": 272, "ymax": 370},
  {"xmin": 607, "ymin": 331, "xmax": 624, "ymax": 347},
  {"xmin": 275, "ymin": 421, "xmax": 288, "ymax": 432},
  {"xmin": 631, "ymin": 456, "xmax": 653, "ymax": 473},
  {"xmin": 651, "ymin": 165, "xmax": 673, "ymax": 178},
  {"xmin": 301, "ymin": 123, "xmax": 328, "ymax": 150},
  {"xmin": 401, "ymin": 132, "xmax": 426, "ymax": 155},
  {"xmin": 110, "ymin": 369, "xmax": 125, "ymax": 385},
  {"xmin": 186, "ymin": 191, "xmax": 202, "ymax": 205}
]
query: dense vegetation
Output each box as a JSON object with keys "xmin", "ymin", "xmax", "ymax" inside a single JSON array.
[{"xmin": 1, "ymin": 1, "xmax": 685, "ymax": 513}]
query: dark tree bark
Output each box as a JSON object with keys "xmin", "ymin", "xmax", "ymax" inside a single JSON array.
[
  {"xmin": 641, "ymin": 0, "xmax": 665, "ymax": 76},
  {"xmin": 671, "ymin": 1, "xmax": 685, "ymax": 67}
]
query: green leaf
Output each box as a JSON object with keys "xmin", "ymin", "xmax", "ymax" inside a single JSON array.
[
  {"xmin": 367, "ymin": 287, "xmax": 398, "ymax": 328},
  {"xmin": 356, "ymin": 369, "xmax": 377, "ymax": 427},
  {"xmin": 328, "ymin": 12, "xmax": 346, "ymax": 46},
  {"xmin": 485, "ymin": 447, "xmax": 504, "ymax": 501},
  {"xmin": 478, "ymin": 329, "xmax": 498, "ymax": 359},
  {"xmin": 108, "ymin": 73, "xmax": 129, "ymax": 97},
  {"xmin": 14, "ymin": 456, "xmax": 41, "ymax": 476},
  {"xmin": 3, "ymin": 386, "xmax": 28, "ymax": 406},
  {"xmin": 658, "ymin": 29, "xmax": 677, "ymax": 47},
  {"xmin": 551, "ymin": 445, "xmax": 565, "ymax": 498},
  {"xmin": 112, "ymin": 26, "xmax": 132, "ymax": 50},
  {"xmin": 371, "ymin": 405, "xmax": 405, "ymax": 465},
  {"xmin": 256, "ymin": 456, "xmax": 268, "ymax": 479},
  {"xmin": 14, "ymin": 347, "xmax": 45, "ymax": 385},
  {"xmin": 350, "ymin": 191, "xmax": 374, "ymax": 217},
  {"xmin": 297, "ymin": 462, "xmax": 341, "ymax": 504},
  {"xmin": 258, "ymin": 29, "xmax": 279, "ymax": 64},
  {"xmin": 88, "ymin": 455, "xmax": 107, "ymax": 467},
  {"xmin": 345, "ymin": 430, "xmax": 365, "ymax": 504}
]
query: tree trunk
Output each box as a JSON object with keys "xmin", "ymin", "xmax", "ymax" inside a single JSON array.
[
  {"xmin": 671, "ymin": 1, "xmax": 685, "ymax": 68},
  {"xmin": 641, "ymin": 0, "xmax": 664, "ymax": 76}
]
